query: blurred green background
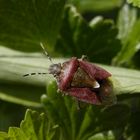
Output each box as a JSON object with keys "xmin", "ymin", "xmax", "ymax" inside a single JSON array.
[{"xmin": 0, "ymin": 0, "xmax": 140, "ymax": 139}]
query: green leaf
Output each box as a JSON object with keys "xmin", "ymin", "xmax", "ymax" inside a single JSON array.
[
  {"xmin": 70, "ymin": 0, "xmax": 123, "ymax": 12},
  {"xmin": 41, "ymin": 82, "xmax": 130, "ymax": 140},
  {"xmin": 0, "ymin": 83, "xmax": 138, "ymax": 140},
  {"xmin": 0, "ymin": 109, "xmax": 58, "ymax": 140},
  {"xmin": 97, "ymin": 104, "xmax": 130, "ymax": 131},
  {"xmin": 88, "ymin": 131, "xmax": 115, "ymax": 140},
  {"xmin": 43, "ymin": 81, "xmax": 76, "ymax": 140},
  {"xmin": 55, "ymin": 5, "xmax": 121, "ymax": 64},
  {"xmin": 0, "ymin": 47, "xmax": 49, "ymax": 107},
  {"xmin": 0, "ymin": 0, "xmax": 66, "ymax": 52},
  {"xmin": 0, "ymin": 101, "xmax": 130, "ymax": 140},
  {"xmin": 0, "ymin": 132, "xmax": 8, "ymax": 140},
  {"xmin": 113, "ymin": 4, "xmax": 140, "ymax": 66},
  {"xmin": 132, "ymin": 50, "xmax": 140, "ymax": 68},
  {"xmin": 102, "ymin": 64, "xmax": 140, "ymax": 94},
  {"xmin": 120, "ymin": 19, "xmax": 140, "ymax": 65},
  {"xmin": 77, "ymin": 105, "xmax": 129, "ymax": 140},
  {"xmin": 0, "ymin": 102, "xmax": 25, "ymax": 132},
  {"xmin": 8, "ymin": 127, "xmax": 27, "ymax": 140},
  {"xmin": 117, "ymin": 4, "xmax": 137, "ymax": 40},
  {"xmin": 127, "ymin": 0, "xmax": 140, "ymax": 7},
  {"xmin": 0, "ymin": 83, "xmax": 44, "ymax": 107},
  {"xmin": 0, "ymin": 47, "xmax": 140, "ymax": 107},
  {"xmin": 125, "ymin": 98, "xmax": 140, "ymax": 140}
]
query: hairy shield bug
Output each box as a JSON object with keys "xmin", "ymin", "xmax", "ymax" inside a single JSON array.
[
  {"xmin": 48, "ymin": 56, "xmax": 116, "ymax": 105},
  {"xmin": 24, "ymin": 43, "xmax": 117, "ymax": 105}
]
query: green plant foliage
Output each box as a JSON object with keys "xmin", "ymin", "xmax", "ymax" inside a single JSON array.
[
  {"xmin": 0, "ymin": 1, "xmax": 140, "ymax": 139},
  {"xmin": 127, "ymin": 0, "xmax": 140, "ymax": 7},
  {"xmin": 125, "ymin": 99, "xmax": 140, "ymax": 140},
  {"xmin": 40, "ymin": 81, "xmax": 130, "ymax": 140},
  {"xmin": 0, "ymin": 47, "xmax": 140, "ymax": 107},
  {"xmin": 55, "ymin": 5, "xmax": 121, "ymax": 64},
  {"xmin": 0, "ymin": 109, "xmax": 59, "ymax": 140},
  {"xmin": 0, "ymin": 83, "xmax": 44, "ymax": 107},
  {"xmin": 0, "ymin": 0, "xmax": 66, "ymax": 52},
  {"xmin": 0, "ymin": 82, "xmax": 130, "ymax": 140},
  {"xmin": 113, "ymin": 4, "xmax": 140, "ymax": 67},
  {"xmin": 0, "ymin": 101, "xmax": 25, "ymax": 132},
  {"xmin": 117, "ymin": 4, "xmax": 137, "ymax": 40},
  {"xmin": 88, "ymin": 131, "xmax": 115, "ymax": 140},
  {"xmin": 132, "ymin": 50, "xmax": 140, "ymax": 68},
  {"xmin": 70, "ymin": 0, "xmax": 123, "ymax": 12},
  {"xmin": 0, "ymin": 132, "xmax": 8, "ymax": 139},
  {"xmin": 0, "ymin": 47, "xmax": 49, "ymax": 107}
]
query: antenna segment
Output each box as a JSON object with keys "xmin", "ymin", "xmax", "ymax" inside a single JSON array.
[
  {"xmin": 23, "ymin": 42, "xmax": 53, "ymax": 77},
  {"xmin": 23, "ymin": 72, "xmax": 48, "ymax": 77},
  {"xmin": 40, "ymin": 42, "xmax": 53, "ymax": 64}
]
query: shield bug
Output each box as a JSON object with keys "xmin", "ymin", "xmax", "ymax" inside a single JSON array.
[{"xmin": 24, "ymin": 43, "xmax": 117, "ymax": 105}]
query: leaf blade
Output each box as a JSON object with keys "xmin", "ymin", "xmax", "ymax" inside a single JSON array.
[{"xmin": 0, "ymin": 0, "xmax": 66, "ymax": 52}]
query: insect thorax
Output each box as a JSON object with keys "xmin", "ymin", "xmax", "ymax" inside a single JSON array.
[{"xmin": 49, "ymin": 63, "xmax": 62, "ymax": 76}]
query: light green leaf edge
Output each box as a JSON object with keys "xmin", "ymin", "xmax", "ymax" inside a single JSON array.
[
  {"xmin": 71, "ymin": 0, "xmax": 123, "ymax": 12},
  {"xmin": 113, "ymin": 4, "xmax": 140, "ymax": 66},
  {"xmin": 127, "ymin": 0, "xmax": 140, "ymax": 7}
]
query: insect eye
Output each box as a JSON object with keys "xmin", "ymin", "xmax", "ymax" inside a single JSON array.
[{"xmin": 49, "ymin": 64, "xmax": 61, "ymax": 75}]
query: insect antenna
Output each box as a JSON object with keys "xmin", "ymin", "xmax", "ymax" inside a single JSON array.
[
  {"xmin": 23, "ymin": 72, "xmax": 49, "ymax": 77},
  {"xmin": 23, "ymin": 43, "xmax": 54, "ymax": 77},
  {"xmin": 40, "ymin": 42, "xmax": 53, "ymax": 64}
]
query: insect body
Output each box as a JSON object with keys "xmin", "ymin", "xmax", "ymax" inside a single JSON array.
[
  {"xmin": 48, "ymin": 56, "xmax": 116, "ymax": 105},
  {"xmin": 24, "ymin": 43, "xmax": 116, "ymax": 105}
]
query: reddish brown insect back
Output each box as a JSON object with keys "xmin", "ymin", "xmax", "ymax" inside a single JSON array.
[{"xmin": 49, "ymin": 56, "xmax": 116, "ymax": 105}]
